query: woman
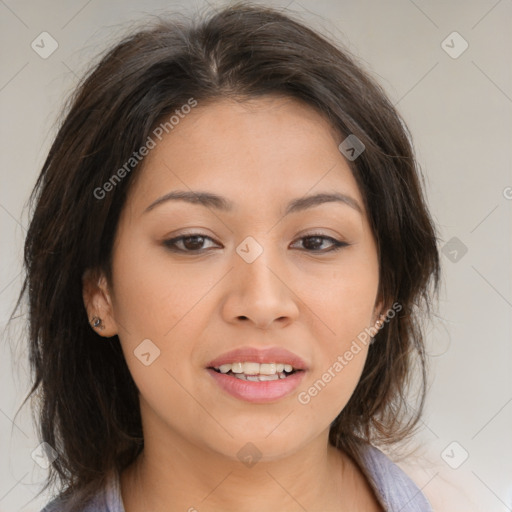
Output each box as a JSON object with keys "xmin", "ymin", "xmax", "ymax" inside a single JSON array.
[{"xmin": 18, "ymin": 2, "xmax": 440, "ymax": 511}]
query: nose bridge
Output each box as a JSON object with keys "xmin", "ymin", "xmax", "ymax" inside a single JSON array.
[
  {"xmin": 236, "ymin": 236, "xmax": 284, "ymax": 300},
  {"xmin": 249, "ymin": 257, "xmax": 281, "ymax": 292},
  {"xmin": 224, "ymin": 234, "xmax": 299, "ymax": 328}
]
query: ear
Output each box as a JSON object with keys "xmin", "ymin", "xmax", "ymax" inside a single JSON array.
[
  {"xmin": 82, "ymin": 268, "xmax": 118, "ymax": 338},
  {"xmin": 371, "ymin": 295, "xmax": 388, "ymax": 329}
]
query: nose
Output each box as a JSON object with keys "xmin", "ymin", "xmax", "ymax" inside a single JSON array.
[{"xmin": 221, "ymin": 247, "xmax": 300, "ymax": 330}]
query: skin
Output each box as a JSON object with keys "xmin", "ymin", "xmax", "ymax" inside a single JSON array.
[{"xmin": 83, "ymin": 96, "xmax": 386, "ymax": 511}]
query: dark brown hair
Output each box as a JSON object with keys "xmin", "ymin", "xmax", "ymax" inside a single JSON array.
[{"xmin": 14, "ymin": 2, "xmax": 440, "ymax": 509}]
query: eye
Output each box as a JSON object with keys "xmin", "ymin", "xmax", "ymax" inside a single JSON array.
[
  {"xmin": 163, "ymin": 234, "xmax": 220, "ymax": 253},
  {"xmin": 290, "ymin": 233, "xmax": 349, "ymax": 253}
]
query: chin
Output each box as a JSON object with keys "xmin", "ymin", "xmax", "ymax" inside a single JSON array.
[{"xmin": 200, "ymin": 422, "xmax": 320, "ymax": 463}]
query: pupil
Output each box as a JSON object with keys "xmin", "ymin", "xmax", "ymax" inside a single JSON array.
[
  {"xmin": 304, "ymin": 236, "xmax": 322, "ymax": 250},
  {"xmin": 184, "ymin": 235, "xmax": 204, "ymax": 250}
]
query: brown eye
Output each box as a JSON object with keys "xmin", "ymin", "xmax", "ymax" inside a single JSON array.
[
  {"xmin": 163, "ymin": 234, "xmax": 220, "ymax": 253},
  {"xmin": 291, "ymin": 234, "xmax": 348, "ymax": 253}
]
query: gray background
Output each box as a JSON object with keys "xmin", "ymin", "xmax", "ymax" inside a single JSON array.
[{"xmin": 1, "ymin": 0, "xmax": 511, "ymax": 510}]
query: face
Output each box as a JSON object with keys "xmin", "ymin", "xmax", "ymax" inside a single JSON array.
[{"xmin": 85, "ymin": 96, "xmax": 383, "ymax": 461}]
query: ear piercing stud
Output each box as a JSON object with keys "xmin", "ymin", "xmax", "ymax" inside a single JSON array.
[
  {"xmin": 91, "ymin": 316, "xmax": 104, "ymax": 330},
  {"xmin": 370, "ymin": 312, "xmax": 386, "ymax": 345}
]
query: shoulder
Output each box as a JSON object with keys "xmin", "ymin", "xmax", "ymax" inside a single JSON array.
[
  {"xmin": 39, "ymin": 472, "xmax": 124, "ymax": 512},
  {"xmin": 40, "ymin": 495, "xmax": 107, "ymax": 512},
  {"xmin": 40, "ymin": 497, "xmax": 101, "ymax": 512},
  {"xmin": 355, "ymin": 442, "xmax": 433, "ymax": 512}
]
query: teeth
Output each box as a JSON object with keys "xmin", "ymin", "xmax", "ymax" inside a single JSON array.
[
  {"xmin": 259, "ymin": 374, "xmax": 279, "ymax": 381},
  {"xmin": 214, "ymin": 362, "xmax": 298, "ymax": 377},
  {"xmin": 259, "ymin": 363, "xmax": 276, "ymax": 375},
  {"xmin": 234, "ymin": 373, "xmax": 280, "ymax": 382},
  {"xmin": 231, "ymin": 362, "xmax": 244, "ymax": 374},
  {"xmin": 243, "ymin": 362, "xmax": 260, "ymax": 375},
  {"xmin": 227, "ymin": 362, "xmax": 296, "ymax": 374}
]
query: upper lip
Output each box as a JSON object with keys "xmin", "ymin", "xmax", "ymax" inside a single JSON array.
[{"xmin": 206, "ymin": 347, "xmax": 308, "ymax": 371}]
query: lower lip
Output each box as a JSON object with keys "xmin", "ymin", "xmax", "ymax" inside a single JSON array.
[{"xmin": 207, "ymin": 369, "xmax": 306, "ymax": 403}]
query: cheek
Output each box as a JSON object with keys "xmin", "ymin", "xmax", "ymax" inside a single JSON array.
[
  {"xmin": 297, "ymin": 325, "xmax": 370, "ymax": 425},
  {"xmin": 293, "ymin": 251, "xmax": 377, "ymax": 415},
  {"xmin": 299, "ymin": 351, "xmax": 368, "ymax": 418},
  {"xmin": 294, "ymin": 251, "xmax": 379, "ymax": 344},
  {"xmin": 109, "ymin": 234, "xmax": 216, "ymax": 341},
  {"xmin": 108, "ymin": 235, "xmax": 218, "ymax": 401}
]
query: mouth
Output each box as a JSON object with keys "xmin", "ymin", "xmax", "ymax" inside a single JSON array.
[{"xmin": 206, "ymin": 348, "xmax": 308, "ymax": 403}]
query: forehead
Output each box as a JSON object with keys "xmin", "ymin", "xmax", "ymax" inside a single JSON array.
[{"xmin": 126, "ymin": 96, "xmax": 365, "ymax": 216}]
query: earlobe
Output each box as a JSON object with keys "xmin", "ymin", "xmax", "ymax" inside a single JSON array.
[
  {"xmin": 82, "ymin": 268, "xmax": 118, "ymax": 338},
  {"xmin": 371, "ymin": 295, "xmax": 392, "ymax": 333},
  {"xmin": 372, "ymin": 297, "xmax": 385, "ymax": 325}
]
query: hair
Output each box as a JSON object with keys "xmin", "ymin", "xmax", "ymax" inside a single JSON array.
[{"xmin": 13, "ymin": 2, "xmax": 440, "ymax": 509}]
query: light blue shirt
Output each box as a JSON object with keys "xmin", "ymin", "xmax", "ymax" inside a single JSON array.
[{"xmin": 41, "ymin": 443, "xmax": 432, "ymax": 511}]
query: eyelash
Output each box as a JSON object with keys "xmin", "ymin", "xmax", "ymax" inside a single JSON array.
[{"xmin": 162, "ymin": 233, "xmax": 349, "ymax": 254}]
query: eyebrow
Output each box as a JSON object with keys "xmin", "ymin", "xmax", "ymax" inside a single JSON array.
[{"xmin": 143, "ymin": 190, "xmax": 363, "ymax": 216}]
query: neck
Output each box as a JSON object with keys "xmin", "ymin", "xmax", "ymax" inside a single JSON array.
[{"xmin": 121, "ymin": 418, "xmax": 348, "ymax": 511}]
